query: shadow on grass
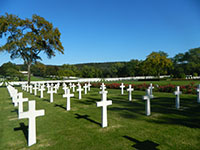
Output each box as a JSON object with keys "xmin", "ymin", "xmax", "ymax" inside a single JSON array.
[
  {"xmin": 54, "ymin": 104, "xmax": 66, "ymax": 110},
  {"xmin": 11, "ymin": 109, "xmax": 18, "ymax": 114},
  {"xmin": 14, "ymin": 122, "xmax": 28, "ymax": 143},
  {"xmin": 123, "ymin": 135, "xmax": 159, "ymax": 150},
  {"xmin": 43, "ymin": 99, "xmax": 50, "ymax": 103},
  {"xmin": 75, "ymin": 113, "xmax": 101, "ymax": 127}
]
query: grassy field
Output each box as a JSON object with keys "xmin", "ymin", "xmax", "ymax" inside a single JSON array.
[{"xmin": 0, "ymin": 84, "xmax": 200, "ymax": 150}]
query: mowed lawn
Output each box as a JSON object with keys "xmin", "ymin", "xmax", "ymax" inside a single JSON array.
[{"xmin": 0, "ymin": 84, "xmax": 200, "ymax": 150}]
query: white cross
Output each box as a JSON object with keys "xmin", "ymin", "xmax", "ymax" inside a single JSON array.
[
  {"xmin": 97, "ymin": 90, "xmax": 112, "ymax": 128},
  {"xmin": 63, "ymin": 85, "xmax": 69, "ymax": 95},
  {"xmin": 143, "ymin": 89, "xmax": 151, "ymax": 116},
  {"xmin": 174, "ymin": 86, "xmax": 182, "ymax": 109},
  {"xmin": 18, "ymin": 100, "xmax": 45, "ymax": 147},
  {"xmin": 100, "ymin": 83, "xmax": 106, "ymax": 91},
  {"xmin": 87, "ymin": 82, "xmax": 91, "ymax": 91},
  {"xmin": 47, "ymin": 83, "xmax": 51, "ymax": 91},
  {"xmin": 63, "ymin": 89, "xmax": 74, "ymax": 111},
  {"xmin": 197, "ymin": 84, "xmax": 200, "ymax": 103},
  {"xmin": 77, "ymin": 85, "xmax": 83, "ymax": 99},
  {"xmin": 69, "ymin": 82, "xmax": 72, "ymax": 89},
  {"xmin": 120, "ymin": 83, "xmax": 125, "ymax": 95},
  {"xmin": 33, "ymin": 84, "xmax": 38, "ymax": 96},
  {"xmin": 38, "ymin": 85, "xmax": 45, "ymax": 98},
  {"xmin": 47, "ymin": 86, "xmax": 56, "ymax": 103},
  {"xmin": 71, "ymin": 83, "xmax": 76, "ymax": 92},
  {"xmin": 127, "ymin": 85, "xmax": 134, "ymax": 101},
  {"xmin": 29, "ymin": 85, "xmax": 33, "ymax": 94},
  {"xmin": 16, "ymin": 92, "xmax": 28, "ymax": 114},
  {"xmin": 26, "ymin": 84, "xmax": 29, "ymax": 92},
  {"xmin": 83, "ymin": 84, "xmax": 88, "ymax": 94},
  {"xmin": 149, "ymin": 83, "xmax": 154, "ymax": 97}
]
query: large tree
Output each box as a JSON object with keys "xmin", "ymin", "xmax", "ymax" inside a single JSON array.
[{"xmin": 0, "ymin": 13, "xmax": 64, "ymax": 84}]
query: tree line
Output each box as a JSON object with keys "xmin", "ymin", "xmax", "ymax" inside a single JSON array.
[{"xmin": 1, "ymin": 48, "xmax": 200, "ymax": 80}]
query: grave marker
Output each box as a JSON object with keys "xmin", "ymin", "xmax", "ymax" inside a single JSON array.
[
  {"xmin": 143, "ymin": 89, "xmax": 151, "ymax": 116},
  {"xmin": 127, "ymin": 85, "xmax": 134, "ymax": 101},
  {"xmin": 120, "ymin": 83, "xmax": 125, "ymax": 95},
  {"xmin": 174, "ymin": 86, "xmax": 182, "ymax": 109},
  {"xmin": 63, "ymin": 89, "xmax": 74, "ymax": 111}
]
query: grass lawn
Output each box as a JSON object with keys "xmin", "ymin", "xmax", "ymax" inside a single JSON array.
[{"xmin": 0, "ymin": 85, "xmax": 200, "ymax": 150}]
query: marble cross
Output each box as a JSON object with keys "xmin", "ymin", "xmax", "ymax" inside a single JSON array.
[
  {"xmin": 63, "ymin": 85, "xmax": 69, "ymax": 95},
  {"xmin": 63, "ymin": 88, "xmax": 74, "ymax": 111},
  {"xmin": 149, "ymin": 83, "xmax": 154, "ymax": 97},
  {"xmin": 47, "ymin": 83, "xmax": 51, "ymax": 92},
  {"xmin": 33, "ymin": 84, "xmax": 38, "ymax": 96},
  {"xmin": 18, "ymin": 100, "xmax": 45, "ymax": 147},
  {"xmin": 174, "ymin": 86, "xmax": 182, "ymax": 109},
  {"xmin": 16, "ymin": 93, "xmax": 28, "ymax": 114},
  {"xmin": 38, "ymin": 85, "xmax": 45, "ymax": 98},
  {"xmin": 29, "ymin": 85, "xmax": 33, "ymax": 94},
  {"xmin": 127, "ymin": 85, "xmax": 134, "ymax": 101},
  {"xmin": 77, "ymin": 85, "xmax": 83, "ymax": 99},
  {"xmin": 83, "ymin": 84, "xmax": 88, "ymax": 94},
  {"xmin": 87, "ymin": 82, "xmax": 91, "ymax": 91},
  {"xmin": 100, "ymin": 83, "xmax": 106, "ymax": 91},
  {"xmin": 71, "ymin": 83, "xmax": 76, "ymax": 92},
  {"xmin": 69, "ymin": 82, "xmax": 72, "ymax": 89},
  {"xmin": 97, "ymin": 90, "xmax": 112, "ymax": 128},
  {"xmin": 26, "ymin": 84, "xmax": 29, "ymax": 92},
  {"xmin": 120, "ymin": 83, "xmax": 125, "ymax": 95},
  {"xmin": 143, "ymin": 88, "xmax": 151, "ymax": 116},
  {"xmin": 197, "ymin": 84, "xmax": 200, "ymax": 103},
  {"xmin": 47, "ymin": 86, "xmax": 56, "ymax": 103}
]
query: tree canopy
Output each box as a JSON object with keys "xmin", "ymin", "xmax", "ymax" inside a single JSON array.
[{"xmin": 0, "ymin": 13, "xmax": 64, "ymax": 84}]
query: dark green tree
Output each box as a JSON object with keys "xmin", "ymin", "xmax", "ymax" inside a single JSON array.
[{"xmin": 0, "ymin": 13, "xmax": 64, "ymax": 84}]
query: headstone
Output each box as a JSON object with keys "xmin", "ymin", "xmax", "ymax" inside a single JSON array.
[
  {"xmin": 149, "ymin": 83, "xmax": 154, "ymax": 97},
  {"xmin": 127, "ymin": 85, "xmax": 134, "ymax": 101},
  {"xmin": 197, "ymin": 84, "xmax": 200, "ymax": 103},
  {"xmin": 77, "ymin": 85, "xmax": 83, "ymax": 99},
  {"xmin": 63, "ymin": 85, "xmax": 69, "ymax": 95},
  {"xmin": 174, "ymin": 86, "xmax": 182, "ymax": 109},
  {"xmin": 47, "ymin": 83, "xmax": 51, "ymax": 92},
  {"xmin": 26, "ymin": 84, "xmax": 29, "ymax": 92},
  {"xmin": 83, "ymin": 84, "xmax": 88, "ymax": 94},
  {"xmin": 143, "ymin": 88, "xmax": 151, "ymax": 116},
  {"xmin": 71, "ymin": 83, "xmax": 76, "ymax": 92},
  {"xmin": 18, "ymin": 100, "xmax": 45, "ymax": 147},
  {"xmin": 88, "ymin": 82, "xmax": 91, "ymax": 91},
  {"xmin": 63, "ymin": 89, "xmax": 74, "ymax": 111},
  {"xmin": 16, "ymin": 93, "xmax": 28, "ymax": 114},
  {"xmin": 29, "ymin": 85, "xmax": 33, "ymax": 94},
  {"xmin": 100, "ymin": 83, "xmax": 106, "ymax": 91},
  {"xmin": 69, "ymin": 82, "xmax": 72, "ymax": 89},
  {"xmin": 33, "ymin": 84, "xmax": 38, "ymax": 96},
  {"xmin": 38, "ymin": 85, "xmax": 45, "ymax": 98},
  {"xmin": 47, "ymin": 86, "xmax": 56, "ymax": 103},
  {"xmin": 97, "ymin": 90, "xmax": 112, "ymax": 128},
  {"xmin": 120, "ymin": 83, "xmax": 125, "ymax": 95}
]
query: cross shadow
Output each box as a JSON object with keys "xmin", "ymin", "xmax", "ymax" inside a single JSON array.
[
  {"xmin": 54, "ymin": 104, "xmax": 66, "ymax": 110},
  {"xmin": 14, "ymin": 122, "xmax": 28, "ymax": 143},
  {"xmin": 123, "ymin": 135, "xmax": 159, "ymax": 150},
  {"xmin": 43, "ymin": 99, "xmax": 50, "ymax": 102},
  {"xmin": 11, "ymin": 109, "xmax": 18, "ymax": 114},
  {"xmin": 75, "ymin": 113, "xmax": 101, "ymax": 127}
]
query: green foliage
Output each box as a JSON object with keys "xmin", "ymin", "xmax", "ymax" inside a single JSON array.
[{"xmin": 0, "ymin": 13, "xmax": 64, "ymax": 83}]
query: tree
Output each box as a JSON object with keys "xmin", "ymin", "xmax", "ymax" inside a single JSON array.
[
  {"xmin": 143, "ymin": 51, "xmax": 173, "ymax": 77},
  {"xmin": 0, "ymin": 13, "xmax": 64, "ymax": 84}
]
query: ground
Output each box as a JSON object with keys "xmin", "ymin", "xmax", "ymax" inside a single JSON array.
[{"xmin": 0, "ymin": 82, "xmax": 200, "ymax": 150}]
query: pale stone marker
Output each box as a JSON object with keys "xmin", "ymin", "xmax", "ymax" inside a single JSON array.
[
  {"xmin": 63, "ymin": 85, "xmax": 69, "ymax": 95},
  {"xmin": 197, "ymin": 84, "xmax": 200, "ymax": 103},
  {"xmin": 38, "ymin": 85, "xmax": 45, "ymax": 98},
  {"xmin": 29, "ymin": 85, "xmax": 33, "ymax": 94},
  {"xmin": 100, "ymin": 83, "xmax": 106, "ymax": 91},
  {"xmin": 47, "ymin": 83, "xmax": 51, "ymax": 92},
  {"xmin": 143, "ymin": 88, "xmax": 151, "ymax": 116},
  {"xmin": 88, "ymin": 82, "xmax": 91, "ymax": 91},
  {"xmin": 63, "ymin": 89, "xmax": 74, "ymax": 111},
  {"xmin": 18, "ymin": 100, "xmax": 45, "ymax": 147},
  {"xmin": 83, "ymin": 84, "xmax": 88, "ymax": 94},
  {"xmin": 26, "ymin": 84, "xmax": 29, "ymax": 92},
  {"xmin": 77, "ymin": 85, "xmax": 83, "ymax": 99},
  {"xmin": 17, "ymin": 93, "xmax": 28, "ymax": 114},
  {"xmin": 33, "ymin": 84, "xmax": 38, "ymax": 96},
  {"xmin": 174, "ymin": 86, "xmax": 182, "ymax": 109},
  {"xmin": 71, "ymin": 83, "xmax": 76, "ymax": 92},
  {"xmin": 69, "ymin": 82, "xmax": 72, "ymax": 89},
  {"xmin": 127, "ymin": 85, "xmax": 134, "ymax": 101},
  {"xmin": 97, "ymin": 90, "xmax": 112, "ymax": 128},
  {"xmin": 149, "ymin": 83, "xmax": 154, "ymax": 97},
  {"xmin": 120, "ymin": 83, "xmax": 125, "ymax": 95},
  {"xmin": 47, "ymin": 86, "xmax": 56, "ymax": 103}
]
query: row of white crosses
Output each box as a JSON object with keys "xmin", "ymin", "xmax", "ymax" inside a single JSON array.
[{"xmin": 7, "ymin": 84, "xmax": 45, "ymax": 147}]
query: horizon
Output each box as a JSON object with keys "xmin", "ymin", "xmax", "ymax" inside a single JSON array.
[{"xmin": 1, "ymin": 0, "xmax": 200, "ymax": 66}]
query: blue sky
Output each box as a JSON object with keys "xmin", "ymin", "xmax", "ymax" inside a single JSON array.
[{"xmin": 0, "ymin": 0, "xmax": 200, "ymax": 65}]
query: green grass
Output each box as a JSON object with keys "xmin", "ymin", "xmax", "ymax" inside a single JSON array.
[{"xmin": 0, "ymin": 85, "xmax": 200, "ymax": 150}]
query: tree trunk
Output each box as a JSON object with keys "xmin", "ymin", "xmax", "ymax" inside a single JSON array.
[{"xmin": 27, "ymin": 63, "xmax": 31, "ymax": 85}]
